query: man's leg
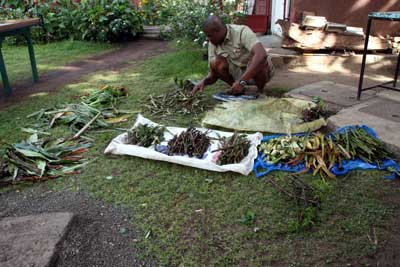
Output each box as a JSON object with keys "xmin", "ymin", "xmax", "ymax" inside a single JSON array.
[
  {"xmin": 252, "ymin": 55, "xmax": 275, "ymax": 92},
  {"xmin": 210, "ymin": 56, "xmax": 234, "ymax": 86}
]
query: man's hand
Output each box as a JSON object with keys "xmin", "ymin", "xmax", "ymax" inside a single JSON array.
[
  {"xmin": 230, "ymin": 81, "xmax": 244, "ymax": 95},
  {"xmin": 192, "ymin": 80, "xmax": 206, "ymax": 95}
]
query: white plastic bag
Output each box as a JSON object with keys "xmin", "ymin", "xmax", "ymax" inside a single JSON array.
[{"xmin": 104, "ymin": 115, "xmax": 262, "ymax": 175}]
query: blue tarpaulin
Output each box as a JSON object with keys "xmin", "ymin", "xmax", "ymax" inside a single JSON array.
[{"xmin": 253, "ymin": 125, "xmax": 400, "ymax": 179}]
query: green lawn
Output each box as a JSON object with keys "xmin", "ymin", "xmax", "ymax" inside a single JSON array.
[
  {"xmin": 0, "ymin": 43, "xmax": 399, "ymax": 267},
  {"xmin": 1, "ymin": 40, "xmax": 116, "ymax": 84}
]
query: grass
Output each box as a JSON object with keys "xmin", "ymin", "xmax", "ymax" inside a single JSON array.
[
  {"xmin": 1, "ymin": 39, "xmax": 116, "ymax": 84},
  {"xmin": 0, "ymin": 41, "xmax": 399, "ymax": 266}
]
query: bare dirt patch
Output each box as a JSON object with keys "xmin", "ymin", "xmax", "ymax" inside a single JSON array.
[{"xmin": 0, "ymin": 38, "xmax": 170, "ymax": 110}]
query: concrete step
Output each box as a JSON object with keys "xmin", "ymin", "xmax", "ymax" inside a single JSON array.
[
  {"xmin": 0, "ymin": 212, "xmax": 74, "ymax": 267},
  {"xmin": 269, "ymin": 51, "xmax": 398, "ymax": 73},
  {"xmin": 142, "ymin": 33, "xmax": 161, "ymax": 39},
  {"xmin": 285, "ymin": 81, "xmax": 400, "ymax": 155},
  {"xmin": 328, "ymin": 99, "xmax": 400, "ymax": 155}
]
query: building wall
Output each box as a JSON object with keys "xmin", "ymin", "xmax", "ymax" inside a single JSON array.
[{"xmin": 290, "ymin": 0, "xmax": 400, "ymax": 36}]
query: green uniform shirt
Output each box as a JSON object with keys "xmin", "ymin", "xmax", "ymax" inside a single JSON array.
[{"xmin": 208, "ymin": 24, "xmax": 260, "ymax": 79}]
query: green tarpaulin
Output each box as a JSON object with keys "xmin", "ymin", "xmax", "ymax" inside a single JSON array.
[{"xmin": 202, "ymin": 97, "xmax": 327, "ymax": 133}]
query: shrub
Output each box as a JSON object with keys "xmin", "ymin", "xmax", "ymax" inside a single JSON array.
[
  {"xmin": 139, "ymin": 0, "xmax": 175, "ymax": 26},
  {"xmin": 0, "ymin": 0, "xmax": 143, "ymax": 43},
  {"xmin": 30, "ymin": 1, "xmax": 76, "ymax": 42},
  {"xmin": 157, "ymin": 0, "xmax": 247, "ymax": 46},
  {"xmin": 73, "ymin": 0, "xmax": 143, "ymax": 42}
]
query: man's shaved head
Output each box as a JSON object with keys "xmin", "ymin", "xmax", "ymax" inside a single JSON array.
[
  {"xmin": 203, "ymin": 15, "xmax": 225, "ymax": 31},
  {"xmin": 203, "ymin": 15, "xmax": 227, "ymax": 46}
]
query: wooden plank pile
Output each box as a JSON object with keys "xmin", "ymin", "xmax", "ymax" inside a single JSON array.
[
  {"xmin": 278, "ymin": 17, "xmax": 389, "ymax": 52},
  {"xmin": 388, "ymin": 36, "xmax": 400, "ymax": 54}
]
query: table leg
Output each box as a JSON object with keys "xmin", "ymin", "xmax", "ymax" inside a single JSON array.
[
  {"xmin": 23, "ymin": 28, "xmax": 38, "ymax": 82},
  {"xmin": 0, "ymin": 37, "xmax": 11, "ymax": 96},
  {"xmin": 394, "ymin": 51, "xmax": 400, "ymax": 88},
  {"xmin": 357, "ymin": 18, "xmax": 372, "ymax": 100}
]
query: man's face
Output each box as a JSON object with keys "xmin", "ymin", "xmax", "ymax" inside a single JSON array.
[{"xmin": 204, "ymin": 26, "xmax": 226, "ymax": 46}]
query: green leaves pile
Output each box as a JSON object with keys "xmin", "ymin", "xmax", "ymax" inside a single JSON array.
[
  {"xmin": 1, "ymin": 85, "xmax": 131, "ymax": 186},
  {"xmin": 0, "ymin": 134, "xmax": 91, "ymax": 185},
  {"xmin": 126, "ymin": 124, "xmax": 165, "ymax": 147},
  {"xmin": 29, "ymin": 85, "xmax": 130, "ymax": 133}
]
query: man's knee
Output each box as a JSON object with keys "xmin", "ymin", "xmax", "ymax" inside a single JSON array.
[{"xmin": 210, "ymin": 56, "xmax": 229, "ymax": 74}]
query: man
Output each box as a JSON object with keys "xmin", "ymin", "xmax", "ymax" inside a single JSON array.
[{"xmin": 192, "ymin": 15, "xmax": 274, "ymax": 96}]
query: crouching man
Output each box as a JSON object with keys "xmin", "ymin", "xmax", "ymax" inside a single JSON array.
[{"xmin": 192, "ymin": 15, "xmax": 274, "ymax": 96}]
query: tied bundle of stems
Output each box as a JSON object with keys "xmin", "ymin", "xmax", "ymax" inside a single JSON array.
[
  {"xmin": 213, "ymin": 132, "xmax": 250, "ymax": 165},
  {"xmin": 144, "ymin": 78, "xmax": 207, "ymax": 118},
  {"xmin": 126, "ymin": 124, "xmax": 165, "ymax": 147},
  {"xmin": 168, "ymin": 127, "xmax": 210, "ymax": 158},
  {"xmin": 333, "ymin": 127, "xmax": 392, "ymax": 165}
]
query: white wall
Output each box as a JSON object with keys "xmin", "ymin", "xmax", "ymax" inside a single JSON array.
[{"xmin": 270, "ymin": 0, "xmax": 290, "ymax": 36}]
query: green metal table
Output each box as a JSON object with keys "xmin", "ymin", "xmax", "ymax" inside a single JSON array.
[
  {"xmin": 357, "ymin": 11, "xmax": 400, "ymax": 100},
  {"xmin": 0, "ymin": 18, "xmax": 41, "ymax": 97}
]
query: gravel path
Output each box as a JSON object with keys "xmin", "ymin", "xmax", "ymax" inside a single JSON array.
[{"xmin": 0, "ymin": 184, "xmax": 153, "ymax": 267}]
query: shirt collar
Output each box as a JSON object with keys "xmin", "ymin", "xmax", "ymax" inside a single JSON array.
[{"xmin": 224, "ymin": 25, "xmax": 231, "ymax": 42}]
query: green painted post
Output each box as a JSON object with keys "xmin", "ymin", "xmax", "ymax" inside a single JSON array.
[
  {"xmin": 23, "ymin": 29, "xmax": 39, "ymax": 82},
  {"xmin": 0, "ymin": 37, "xmax": 11, "ymax": 96}
]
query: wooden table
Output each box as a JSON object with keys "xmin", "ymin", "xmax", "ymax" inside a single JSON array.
[
  {"xmin": 0, "ymin": 18, "xmax": 42, "ymax": 96},
  {"xmin": 357, "ymin": 12, "xmax": 400, "ymax": 100}
]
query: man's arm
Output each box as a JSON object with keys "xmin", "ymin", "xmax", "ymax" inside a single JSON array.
[
  {"xmin": 231, "ymin": 43, "xmax": 266, "ymax": 94},
  {"xmin": 192, "ymin": 71, "xmax": 218, "ymax": 95},
  {"xmin": 240, "ymin": 43, "xmax": 267, "ymax": 82},
  {"xmin": 231, "ymin": 26, "xmax": 267, "ymax": 94},
  {"xmin": 192, "ymin": 42, "xmax": 218, "ymax": 95}
]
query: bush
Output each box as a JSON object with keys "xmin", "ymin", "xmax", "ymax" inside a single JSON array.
[
  {"xmin": 155, "ymin": 0, "xmax": 246, "ymax": 46},
  {"xmin": 0, "ymin": 0, "xmax": 29, "ymax": 9},
  {"xmin": 73, "ymin": 0, "xmax": 143, "ymax": 42},
  {"xmin": 0, "ymin": 0, "xmax": 143, "ymax": 43},
  {"xmin": 139, "ymin": 0, "xmax": 176, "ymax": 26},
  {"xmin": 31, "ymin": 1, "xmax": 76, "ymax": 42}
]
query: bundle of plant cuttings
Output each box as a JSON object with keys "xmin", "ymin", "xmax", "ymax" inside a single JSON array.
[
  {"xmin": 259, "ymin": 136, "xmax": 305, "ymax": 164},
  {"xmin": 126, "ymin": 124, "xmax": 165, "ymax": 147},
  {"xmin": 213, "ymin": 132, "xmax": 251, "ymax": 165},
  {"xmin": 167, "ymin": 127, "xmax": 210, "ymax": 158},
  {"xmin": 81, "ymin": 85, "xmax": 128, "ymax": 108},
  {"xmin": 302, "ymin": 133, "xmax": 349, "ymax": 178},
  {"xmin": 28, "ymin": 85, "xmax": 131, "ymax": 132},
  {"xmin": 302, "ymin": 97, "xmax": 333, "ymax": 122},
  {"xmin": 259, "ymin": 133, "xmax": 350, "ymax": 178},
  {"xmin": 144, "ymin": 78, "xmax": 209, "ymax": 118},
  {"xmin": 332, "ymin": 126, "xmax": 392, "ymax": 165},
  {"xmin": 259, "ymin": 128, "xmax": 393, "ymax": 178},
  {"xmin": 0, "ymin": 134, "xmax": 92, "ymax": 185}
]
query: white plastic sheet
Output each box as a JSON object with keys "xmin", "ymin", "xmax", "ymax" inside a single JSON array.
[{"xmin": 104, "ymin": 115, "xmax": 263, "ymax": 175}]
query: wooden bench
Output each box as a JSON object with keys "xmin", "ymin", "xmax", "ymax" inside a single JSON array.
[{"xmin": 0, "ymin": 18, "xmax": 41, "ymax": 97}]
